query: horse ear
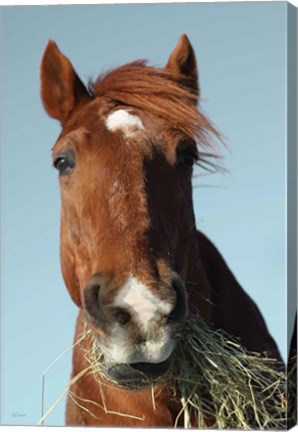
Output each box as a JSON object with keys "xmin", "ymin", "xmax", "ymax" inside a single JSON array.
[
  {"xmin": 166, "ymin": 34, "xmax": 199, "ymax": 96},
  {"xmin": 40, "ymin": 40, "xmax": 89, "ymax": 124}
]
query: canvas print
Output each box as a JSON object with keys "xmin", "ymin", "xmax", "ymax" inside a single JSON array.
[{"xmin": 1, "ymin": 2, "xmax": 297, "ymax": 429}]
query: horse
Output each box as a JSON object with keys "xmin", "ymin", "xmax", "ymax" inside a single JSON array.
[{"xmin": 40, "ymin": 34, "xmax": 282, "ymax": 427}]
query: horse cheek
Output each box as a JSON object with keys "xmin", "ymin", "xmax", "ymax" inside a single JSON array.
[{"xmin": 60, "ymin": 230, "xmax": 82, "ymax": 307}]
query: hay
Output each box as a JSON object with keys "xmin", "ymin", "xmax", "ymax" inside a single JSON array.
[
  {"xmin": 168, "ymin": 315, "xmax": 286, "ymax": 429},
  {"xmin": 287, "ymin": 352, "xmax": 297, "ymax": 429},
  {"xmin": 86, "ymin": 314, "xmax": 287, "ymax": 429},
  {"xmin": 39, "ymin": 314, "xmax": 288, "ymax": 428}
]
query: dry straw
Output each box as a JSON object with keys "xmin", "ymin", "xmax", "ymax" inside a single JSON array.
[
  {"xmin": 39, "ymin": 314, "xmax": 288, "ymax": 429},
  {"xmin": 168, "ymin": 315, "xmax": 286, "ymax": 429},
  {"xmin": 287, "ymin": 350, "xmax": 297, "ymax": 428},
  {"xmin": 86, "ymin": 314, "xmax": 287, "ymax": 429}
]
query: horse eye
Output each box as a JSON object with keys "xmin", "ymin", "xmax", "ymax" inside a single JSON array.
[
  {"xmin": 54, "ymin": 153, "xmax": 75, "ymax": 176},
  {"xmin": 181, "ymin": 154, "xmax": 197, "ymax": 169},
  {"xmin": 177, "ymin": 142, "xmax": 199, "ymax": 170}
]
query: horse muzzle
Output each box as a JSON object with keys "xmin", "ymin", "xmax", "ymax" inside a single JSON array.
[{"xmin": 82, "ymin": 272, "xmax": 187, "ymax": 386}]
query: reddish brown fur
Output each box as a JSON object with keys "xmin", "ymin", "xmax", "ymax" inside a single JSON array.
[
  {"xmin": 92, "ymin": 60, "xmax": 219, "ymax": 144},
  {"xmin": 40, "ymin": 35, "xmax": 282, "ymax": 427},
  {"xmin": 56, "ymin": 120, "xmax": 154, "ymax": 304}
]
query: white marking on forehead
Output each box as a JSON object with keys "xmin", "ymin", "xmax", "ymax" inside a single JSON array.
[
  {"xmin": 115, "ymin": 277, "xmax": 172, "ymax": 331},
  {"xmin": 106, "ymin": 110, "xmax": 144, "ymax": 136}
]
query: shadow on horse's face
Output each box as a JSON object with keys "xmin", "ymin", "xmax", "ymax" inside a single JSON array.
[{"xmin": 41, "ymin": 36, "xmax": 217, "ymax": 387}]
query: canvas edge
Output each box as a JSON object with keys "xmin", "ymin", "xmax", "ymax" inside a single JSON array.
[{"xmin": 287, "ymin": 1, "xmax": 298, "ymax": 429}]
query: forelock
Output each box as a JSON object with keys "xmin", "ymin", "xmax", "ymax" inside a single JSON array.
[{"xmin": 89, "ymin": 61, "xmax": 221, "ymax": 148}]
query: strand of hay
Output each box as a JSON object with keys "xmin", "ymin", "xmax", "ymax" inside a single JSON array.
[
  {"xmin": 86, "ymin": 314, "xmax": 287, "ymax": 429},
  {"xmin": 68, "ymin": 389, "xmax": 145, "ymax": 421},
  {"xmin": 40, "ymin": 331, "xmax": 89, "ymax": 424},
  {"xmin": 38, "ymin": 331, "xmax": 91, "ymax": 425},
  {"xmin": 37, "ymin": 365, "xmax": 92, "ymax": 425}
]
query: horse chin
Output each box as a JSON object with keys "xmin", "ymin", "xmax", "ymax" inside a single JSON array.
[{"xmin": 99, "ymin": 355, "xmax": 173, "ymax": 391}]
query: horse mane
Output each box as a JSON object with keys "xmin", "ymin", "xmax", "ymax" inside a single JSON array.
[{"xmin": 89, "ymin": 61, "xmax": 221, "ymax": 148}]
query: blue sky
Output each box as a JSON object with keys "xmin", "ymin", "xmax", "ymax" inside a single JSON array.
[{"xmin": 1, "ymin": 2, "xmax": 292, "ymax": 426}]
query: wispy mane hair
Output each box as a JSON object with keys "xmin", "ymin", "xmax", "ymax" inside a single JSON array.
[{"xmin": 90, "ymin": 61, "xmax": 221, "ymax": 148}]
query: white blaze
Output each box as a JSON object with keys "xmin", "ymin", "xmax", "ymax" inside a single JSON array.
[
  {"xmin": 98, "ymin": 277, "xmax": 176, "ymax": 364},
  {"xmin": 106, "ymin": 110, "xmax": 144, "ymax": 135},
  {"xmin": 115, "ymin": 277, "xmax": 172, "ymax": 331}
]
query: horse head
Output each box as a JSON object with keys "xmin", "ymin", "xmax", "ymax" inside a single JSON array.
[{"xmin": 40, "ymin": 35, "xmax": 218, "ymax": 388}]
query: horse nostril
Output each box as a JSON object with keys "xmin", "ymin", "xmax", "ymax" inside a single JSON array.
[
  {"xmin": 168, "ymin": 277, "xmax": 187, "ymax": 324},
  {"xmin": 91, "ymin": 284, "xmax": 100, "ymax": 302},
  {"xmin": 83, "ymin": 273, "xmax": 112, "ymax": 312},
  {"xmin": 84, "ymin": 283, "xmax": 101, "ymax": 316},
  {"xmin": 83, "ymin": 273, "xmax": 120, "ymax": 331},
  {"xmin": 112, "ymin": 307, "xmax": 132, "ymax": 326}
]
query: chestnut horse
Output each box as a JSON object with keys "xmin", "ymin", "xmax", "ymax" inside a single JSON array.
[{"xmin": 40, "ymin": 35, "xmax": 281, "ymax": 427}]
